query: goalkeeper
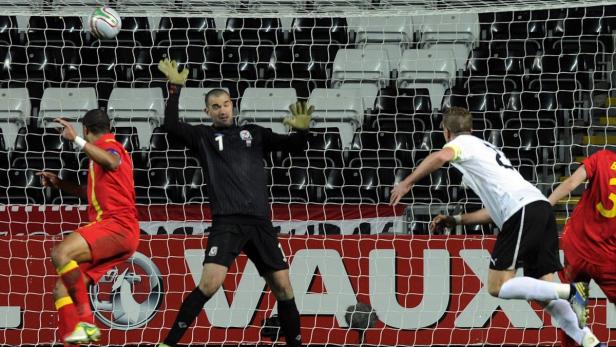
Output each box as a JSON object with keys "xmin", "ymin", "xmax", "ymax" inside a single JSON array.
[{"xmin": 156, "ymin": 59, "xmax": 311, "ymax": 347}]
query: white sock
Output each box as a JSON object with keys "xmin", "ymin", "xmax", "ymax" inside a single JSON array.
[
  {"xmin": 498, "ymin": 277, "xmax": 569, "ymax": 301},
  {"xmin": 545, "ymin": 299, "xmax": 586, "ymax": 345}
]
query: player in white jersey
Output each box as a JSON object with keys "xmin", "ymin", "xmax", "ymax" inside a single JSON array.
[{"xmin": 390, "ymin": 107, "xmax": 604, "ymax": 347}]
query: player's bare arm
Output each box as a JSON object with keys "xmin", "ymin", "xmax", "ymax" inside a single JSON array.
[
  {"xmin": 548, "ymin": 165, "xmax": 588, "ymax": 206},
  {"xmin": 390, "ymin": 147, "xmax": 456, "ymax": 206},
  {"xmin": 37, "ymin": 171, "xmax": 87, "ymax": 199},
  {"xmin": 55, "ymin": 118, "xmax": 120, "ymax": 171},
  {"xmin": 429, "ymin": 208, "xmax": 493, "ymax": 233}
]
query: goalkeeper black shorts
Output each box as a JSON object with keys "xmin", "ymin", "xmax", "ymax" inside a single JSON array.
[{"xmin": 204, "ymin": 222, "xmax": 289, "ymax": 276}]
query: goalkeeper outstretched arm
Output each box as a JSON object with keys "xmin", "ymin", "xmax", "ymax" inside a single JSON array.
[
  {"xmin": 158, "ymin": 59, "xmax": 201, "ymax": 149},
  {"xmin": 263, "ymin": 101, "xmax": 313, "ymax": 153},
  {"xmin": 548, "ymin": 165, "xmax": 588, "ymax": 206}
]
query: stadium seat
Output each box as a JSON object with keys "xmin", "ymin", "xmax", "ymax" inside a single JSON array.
[
  {"xmin": 218, "ymin": 22, "xmax": 276, "ymax": 80},
  {"xmin": 323, "ymin": 168, "xmax": 364, "ymax": 203},
  {"xmin": 501, "ymin": 118, "xmax": 557, "ymax": 172},
  {"xmin": 2, "ymin": 156, "xmax": 62, "ymax": 204},
  {"xmin": 331, "ymin": 48, "xmax": 390, "ymax": 111},
  {"xmin": 481, "ymin": 10, "xmax": 548, "ymax": 40},
  {"xmin": 137, "ymin": 156, "xmax": 200, "ymax": 204},
  {"xmin": 371, "ymin": 87, "xmax": 432, "ymax": 131},
  {"xmin": 349, "ymin": 16, "xmax": 414, "ymax": 68},
  {"xmin": 269, "ymin": 166, "xmax": 320, "ymax": 203},
  {"xmin": 26, "ymin": 16, "xmax": 83, "ymax": 46},
  {"xmin": 0, "ymin": 88, "xmax": 31, "ymax": 150},
  {"xmin": 238, "ymin": 87, "xmax": 298, "ymax": 134},
  {"xmin": 0, "ymin": 46, "xmax": 64, "ymax": 84},
  {"xmin": 397, "ymin": 47, "xmax": 456, "ymax": 108},
  {"xmin": 38, "ymin": 87, "xmax": 98, "ymax": 138},
  {"xmin": 11, "ymin": 126, "xmax": 71, "ymax": 159},
  {"xmin": 443, "ymin": 90, "xmax": 507, "ymax": 129},
  {"xmin": 303, "ymin": 127, "xmax": 344, "ymax": 166},
  {"xmin": 223, "ymin": 17, "xmax": 283, "ymax": 45},
  {"xmin": 184, "ymin": 167, "xmax": 209, "ymax": 203},
  {"xmin": 307, "ymin": 88, "xmax": 364, "ymax": 149},
  {"xmin": 414, "ymin": 13, "xmax": 479, "ymax": 67},
  {"xmin": 0, "ymin": 16, "xmax": 20, "ymax": 46},
  {"xmin": 291, "ymin": 17, "xmax": 349, "ymax": 45},
  {"xmin": 413, "ymin": 165, "xmax": 452, "ymax": 203},
  {"xmin": 325, "ymin": 157, "xmax": 398, "ymax": 204},
  {"xmin": 139, "ymin": 45, "xmax": 205, "ymax": 86},
  {"xmin": 330, "ymin": 167, "xmax": 383, "ymax": 203},
  {"xmin": 547, "ymin": 7, "xmax": 607, "ymax": 37},
  {"xmin": 135, "ymin": 166, "xmax": 183, "ymax": 204},
  {"xmin": 348, "ymin": 131, "xmax": 415, "ymax": 167},
  {"xmin": 112, "ymin": 17, "xmax": 153, "ymax": 46},
  {"xmin": 53, "ymin": 167, "xmax": 86, "ymax": 205},
  {"xmin": 214, "ymin": 43, "xmax": 273, "ymax": 81},
  {"xmin": 67, "ymin": 43, "xmax": 131, "ymax": 92},
  {"xmin": 148, "ymin": 126, "xmax": 194, "ymax": 161},
  {"xmin": 263, "ymin": 45, "xmax": 330, "ymax": 97},
  {"xmin": 107, "ymin": 87, "xmax": 164, "ymax": 148},
  {"xmin": 155, "ymin": 17, "xmax": 218, "ymax": 46},
  {"xmin": 112, "ymin": 126, "xmax": 146, "ymax": 168}
]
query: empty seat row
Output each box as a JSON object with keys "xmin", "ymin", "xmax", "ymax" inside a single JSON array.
[
  {"xmin": 0, "ymin": 14, "xmax": 480, "ymax": 46},
  {"xmin": 0, "ymin": 156, "xmax": 541, "ymax": 205}
]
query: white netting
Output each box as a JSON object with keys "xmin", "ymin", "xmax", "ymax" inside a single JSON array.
[
  {"xmin": 0, "ymin": 0, "xmax": 616, "ymax": 16},
  {"xmin": 0, "ymin": 1, "xmax": 615, "ymax": 346}
]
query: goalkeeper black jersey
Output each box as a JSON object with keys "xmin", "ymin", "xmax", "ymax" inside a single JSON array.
[{"xmin": 163, "ymin": 85, "xmax": 308, "ymax": 224}]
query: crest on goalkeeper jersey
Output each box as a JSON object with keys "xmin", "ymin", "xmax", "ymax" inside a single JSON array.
[
  {"xmin": 240, "ymin": 130, "xmax": 253, "ymax": 147},
  {"xmin": 88, "ymin": 6, "xmax": 122, "ymax": 40}
]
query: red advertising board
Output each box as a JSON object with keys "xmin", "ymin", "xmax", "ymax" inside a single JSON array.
[{"xmin": 0, "ymin": 205, "xmax": 614, "ymax": 346}]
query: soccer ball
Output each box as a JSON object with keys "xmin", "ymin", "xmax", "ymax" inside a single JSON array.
[{"xmin": 88, "ymin": 6, "xmax": 121, "ymax": 40}]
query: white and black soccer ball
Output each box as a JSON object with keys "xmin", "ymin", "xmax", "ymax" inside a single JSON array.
[{"xmin": 88, "ymin": 6, "xmax": 121, "ymax": 40}]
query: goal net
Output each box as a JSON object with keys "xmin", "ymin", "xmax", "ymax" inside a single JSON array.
[{"xmin": 0, "ymin": 0, "xmax": 615, "ymax": 346}]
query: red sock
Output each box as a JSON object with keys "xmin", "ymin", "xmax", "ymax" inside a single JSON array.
[
  {"xmin": 55, "ymin": 296, "xmax": 80, "ymax": 345},
  {"xmin": 57, "ymin": 260, "xmax": 94, "ymax": 324}
]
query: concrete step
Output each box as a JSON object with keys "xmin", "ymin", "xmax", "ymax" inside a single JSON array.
[
  {"xmin": 556, "ymin": 196, "xmax": 580, "ymax": 206},
  {"xmin": 582, "ymin": 135, "xmax": 616, "ymax": 145},
  {"xmin": 556, "ymin": 215, "xmax": 569, "ymax": 226}
]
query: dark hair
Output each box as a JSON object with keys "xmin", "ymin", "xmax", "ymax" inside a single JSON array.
[
  {"xmin": 82, "ymin": 109, "xmax": 111, "ymax": 135},
  {"xmin": 442, "ymin": 107, "xmax": 472, "ymax": 134},
  {"xmin": 205, "ymin": 88, "xmax": 231, "ymax": 107}
]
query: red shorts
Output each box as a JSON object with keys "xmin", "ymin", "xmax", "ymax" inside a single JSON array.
[
  {"xmin": 562, "ymin": 228, "xmax": 616, "ymax": 303},
  {"xmin": 76, "ymin": 216, "xmax": 140, "ymax": 283}
]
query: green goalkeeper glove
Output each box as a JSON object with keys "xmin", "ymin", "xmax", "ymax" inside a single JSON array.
[
  {"xmin": 284, "ymin": 101, "xmax": 314, "ymax": 130},
  {"xmin": 157, "ymin": 58, "xmax": 189, "ymax": 85}
]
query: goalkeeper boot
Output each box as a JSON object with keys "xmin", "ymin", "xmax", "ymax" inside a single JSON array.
[
  {"xmin": 569, "ymin": 282, "xmax": 590, "ymax": 328},
  {"xmin": 64, "ymin": 322, "xmax": 101, "ymax": 344}
]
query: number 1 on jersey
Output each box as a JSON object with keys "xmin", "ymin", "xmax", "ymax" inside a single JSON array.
[{"xmin": 215, "ymin": 135, "xmax": 223, "ymax": 151}]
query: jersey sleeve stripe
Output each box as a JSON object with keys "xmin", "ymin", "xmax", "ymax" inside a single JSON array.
[
  {"xmin": 89, "ymin": 166, "xmax": 104, "ymax": 221},
  {"xmin": 444, "ymin": 143, "xmax": 462, "ymax": 161}
]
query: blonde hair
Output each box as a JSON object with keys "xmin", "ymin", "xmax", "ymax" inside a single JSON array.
[{"xmin": 442, "ymin": 107, "xmax": 472, "ymax": 134}]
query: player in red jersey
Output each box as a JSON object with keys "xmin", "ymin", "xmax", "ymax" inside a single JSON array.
[
  {"xmin": 38, "ymin": 110, "xmax": 140, "ymax": 346},
  {"xmin": 549, "ymin": 149, "xmax": 616, "ymax": 347}
]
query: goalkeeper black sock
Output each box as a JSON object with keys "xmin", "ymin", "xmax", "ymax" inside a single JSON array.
[
  {"xmin": 164, "ymin": 287, "xmax": 210, "ymax": 346},
  {"xmin": 277, "ymin": 298, "xmax": 302, "ymax": 347}
]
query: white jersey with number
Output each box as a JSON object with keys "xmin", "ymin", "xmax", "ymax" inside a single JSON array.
[{"xmin": 443, "ymin": 134, "xmax": 547, "ymax": 229}]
